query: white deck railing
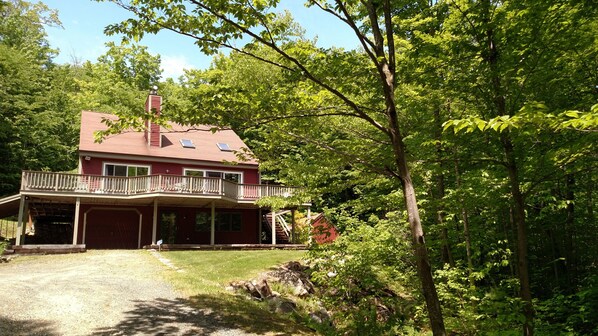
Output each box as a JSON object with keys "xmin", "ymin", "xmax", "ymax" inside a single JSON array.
[{"xmin": 20, "ymin": 171, "xmax": 300, "ymax": 201}]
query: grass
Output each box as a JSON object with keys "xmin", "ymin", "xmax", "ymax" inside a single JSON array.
[
  {"xmin": 163, "ymin": 250, "xmax": 307, "ymax": 294},
  {"xmin": 159, "ymin": 249, "xmax": 314, "ymax": 335}
]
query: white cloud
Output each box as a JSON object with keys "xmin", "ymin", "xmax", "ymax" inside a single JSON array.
[{"xmin": 161, "ymin": 55, "xmax": 195, "ymax": 79}]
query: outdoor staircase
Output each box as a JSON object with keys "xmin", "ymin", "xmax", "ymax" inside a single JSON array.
[{"xmin": 263, "ymin": 211, "xmax": 292, "ymax": 244}]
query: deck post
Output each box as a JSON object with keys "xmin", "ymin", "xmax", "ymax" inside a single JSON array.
[
  {"xmin": 72, "ymin": 197, "xmax": 81, "ymax": 245},
  {"xmin": 271, "ymin": 210, "xmax": 276, "ymax": 245},
  {"xmin": 82, "ymin": 212, "xmax": 88, "ymax": 244},
  {"xmin": 210, "ymin": 201, "xmax": 216, "ymax": 245},
  {"xmin": 15, "ymin": 195, "xmax": 27, "ymax": 246},
  {"xmin": 152, "ymin": 199, "xmax": 158, "ymax": 244},
  {"xmin": 291, "ymin": 209, "xmax": 296, "ymax": 244},
  {"xmin": 258, "ymin": 208, "xmax": 262, "ymax": 244},
  {"xmin": 138, "ymin": 214, "xmax": 143, "ymax": 249}
]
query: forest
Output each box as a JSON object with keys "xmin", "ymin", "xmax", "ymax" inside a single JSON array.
[{"xmin": 1, "ymin": 0, "xmax": 597, "ymax": 335}]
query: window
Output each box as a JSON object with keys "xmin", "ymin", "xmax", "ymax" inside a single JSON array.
[
  {"xmin": 217, "ymin": 143, "xmax": 232, "ymax": 151},
  {"xmin": 160, "ymin": 212, "xmax": 177, "ymax": 244},
  {"xmin": 180, "ymin": 139, "xmax": 195, "ymax": 148},
  {"xmin": 216, "ymin": 213, "xmax": 242, "ymax": 232},
  {"xmin": 104, "ymin": 164, "xmax": 149, "ymax": 176},
  {"xmin": 195, "ymin": 212, "xmax": 242, "ymax": 232},
  {"xmin": 207, "ymin": 171, "xmax": 242, "ymax": 183},
  {"xmin": 195, "ymin": 212, "xmax": 210, "ymax": 232},
  {"xmin": 184, "ymin": 169, "xmax": 204, "ymax": 177},
  {"xmin": 224, "ymin": 173, "xmax": 241, "ymax": 183},
  {"xmin": 183, "ymin": 169, "xmax": 243, "ymax": 183}
]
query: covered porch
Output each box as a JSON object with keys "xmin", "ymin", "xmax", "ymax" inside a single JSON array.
[{"xmin": 3, "ymin": 171, "xmax": 311, "ymax": 250}]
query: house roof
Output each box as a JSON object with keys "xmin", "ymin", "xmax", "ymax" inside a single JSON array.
[{"xmin": 79, "ymin": 111, "xmax": 258, "ymax": 166}]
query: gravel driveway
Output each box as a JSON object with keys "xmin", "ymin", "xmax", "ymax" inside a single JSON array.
[{"xmin": 0, "ymin": 250, "xmax": 267, "ymax": 336}]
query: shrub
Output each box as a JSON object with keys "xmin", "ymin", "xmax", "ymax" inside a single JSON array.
[
  {"xmin": 307, "ymin": 215, "xmax": 425, "ymax": 335},
  {"xmin": 536, "ymin": 274, "xmax": 598, "ymax": 335}
]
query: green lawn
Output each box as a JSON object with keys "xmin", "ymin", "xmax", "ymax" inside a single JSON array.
[{"xmin": 159, "ymin": 249, "xmax": 314, "ymax": 335}]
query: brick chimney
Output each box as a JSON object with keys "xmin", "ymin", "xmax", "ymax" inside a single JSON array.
[{"xmin": 144, "ymin": 88, "xmax": 162, "ymax": 147}]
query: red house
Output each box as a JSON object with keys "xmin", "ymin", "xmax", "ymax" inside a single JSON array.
[{"xmin": 7, "ymin": 92, "xmax": 309, "ymax": 250}]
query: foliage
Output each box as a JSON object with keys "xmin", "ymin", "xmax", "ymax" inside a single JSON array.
[
  {"xmin": 536, "ymin": 274, "xmax": 598, "ymax": 335},
  {"xmin": 308, "ymin": 217, "xmax": 424, "ymax": 335},
  {"xmin": 0, "ymin": 0, "xmax": 79, "ymax": 195},
  {"xmin": 443, "ymin": 103, "xmax": 598, "ymax": 134},
  {"xmin": 71, "ymin": 41, "xmax": 163, "ymax": 141}
]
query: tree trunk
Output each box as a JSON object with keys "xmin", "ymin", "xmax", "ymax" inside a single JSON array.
[
  {"xmin": 564, "ymin": 174, "xmax": 576, "ymax": 287},
  {"xmin": 454, "ymin": 159, "xmax": 474, "ymax": 285},
  {"xmin": 481, "ymin": 0, "xmax": 534, "ymax": 330},
  {"xmin": 433, "ymin": 107, "xmax": 453, "ymax": 267},
  {"xmin": 502, "ymin": 135, "xmax": 534, "ymax": 336},
  {"xmin": 394, "ymin": 136, "xmax": 446, "ymax": 335}
]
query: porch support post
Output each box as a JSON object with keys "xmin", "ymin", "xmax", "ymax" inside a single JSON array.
[
  {"xmin": 83, "ymin": 212, "xmax": 88, "ymax": 244},
  {"xmin": 152, "ymin": 198, "xmax": 158, "ymax": 245},
  {"xmin": 72, "ymin": 197, "xmax": 81, "ymax": 245},
  {"xmin": 210, "ymin": 201, "xmax": 216, "ymax": 245},
  {"xmin": 258, "ymin": 208, "xmax": 262, "ymax": 244},
  {"xmin": 307, "ymin": 206, "xmax": 312, "ymax": 245},
  {"xmin": 271, "ymin": 210, "xmax": 276, "ymax": 245},
  {"xmin": 16, "ymin": 195, "xmax": 27, "ymax": 246},
  {"xmin": 138, "ymin": 213, "xmax": 143, "ymax": 249},
  {"xmin": 291, "ymin": 209, "xmax": 296, "ymax": 244}
]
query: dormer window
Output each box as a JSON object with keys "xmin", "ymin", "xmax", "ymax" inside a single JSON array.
[
  {"xmin": 180, "ymin": 139, "xmax": 195, "ymax": 149},
  {"xmin": 217, "ymin": 143, "xmax": 232, "ymax": 151}
]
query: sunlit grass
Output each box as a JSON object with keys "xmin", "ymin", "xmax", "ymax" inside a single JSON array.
[
  {"xmin": 163, "ymin": 250, "xmax": 306, "ymax": 295},
  {"xmin": 159, "ymin": 250, "xmax": 313, "ymax": 335}
]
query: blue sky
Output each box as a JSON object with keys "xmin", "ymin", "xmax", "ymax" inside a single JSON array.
[{"xmin": 42, "ymin": 0, "xmax": 358, "ymax": 79}]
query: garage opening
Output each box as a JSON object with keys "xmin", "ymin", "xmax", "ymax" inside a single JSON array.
[{"xmin": 84, "ymin": 209, "xmax": 141, "ymax": 249}]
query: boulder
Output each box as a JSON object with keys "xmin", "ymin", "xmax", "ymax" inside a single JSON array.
[
  {"xmin": 252, "ymin": 277, "xmax": 272, "ymax": 299},
  {"xmin": 268, "ymin": 296, "xmax": 297, "ymax": 314}
]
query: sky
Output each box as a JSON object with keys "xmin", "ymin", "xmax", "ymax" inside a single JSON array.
[{"xmin": 42, "ymin": 0, "xmax": 358, "ymax": 79}]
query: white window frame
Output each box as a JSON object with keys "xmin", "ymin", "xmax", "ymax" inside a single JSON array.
[
  {"xmin": 103, "ymin": 162, "xmax": 152, "ymax": 176},
  {"xmin": 183, "ymin": 168, "xmax": 243, "ymax": 184}
]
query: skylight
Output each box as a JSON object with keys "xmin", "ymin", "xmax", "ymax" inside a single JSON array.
[
  {"xmin": 217, "ymin": 143, "xmax": 232, "ymax": 151},
  {"xmin": 180, "ymin": 139, "xmax": 195, "ymax": 149}
]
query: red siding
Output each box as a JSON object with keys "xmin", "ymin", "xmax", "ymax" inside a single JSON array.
[{"xmin": 80, "ymin": 157, "xmax": 259, "ymax": 183}]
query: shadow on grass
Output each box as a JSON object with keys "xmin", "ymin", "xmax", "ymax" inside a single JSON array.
[
  {"xmin": 91, "ymin": 294, "xmax": 313, "ymax": 335},
  {"xmin": 0, "ymin": 316, "xmax": 59, "ymax": 336}
]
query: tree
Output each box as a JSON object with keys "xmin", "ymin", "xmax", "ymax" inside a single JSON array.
[
  {"xmin": 100, "ymin": 0, "xmax": 447, "ymax": 333},
  {"xmin": 0, "ymin": 0, "xmax": 79, "ymax": 195},
  {"xmin": 436, "ymin": 1, "xmax": 597, "ymax": 334}
]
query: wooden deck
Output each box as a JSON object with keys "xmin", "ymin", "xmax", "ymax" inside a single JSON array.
[
  {"xmin": 144, "ymin": 244, "xmax": 308, "ymax": 251},
  {"xmin": 20, "ymin": 171, "xmax": 300, "ymax": 202}
]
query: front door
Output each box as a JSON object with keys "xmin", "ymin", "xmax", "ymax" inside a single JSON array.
[{"xmin": 160, "ymin": 211, "xmax": 177, "ymax": 244}]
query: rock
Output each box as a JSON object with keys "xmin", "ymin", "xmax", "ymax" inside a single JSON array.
[
  {"xmin": 309, "ymin": 309, "xmax": 331, "ymax": 324},
  {"xmin": 268, "ymin": 296, "xmax": 297, "ymax": 314},
  {"xmin": 266, "ymin": 261, "xmax": 315, "ymax": 297},
  {"xmin": 285, "ymin": 261, "xmax": 307, "ymax": 272},
  {"xmin": 292, "ymin": 279, "xmax": 310, "ymax": 297},
  {"xmin": 243, "ymin": 281, "xmax": 262, "ymax": 299},
  {"xmin": 252, "ymin": 277, "xmax": 272, "ymax": 299}
]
